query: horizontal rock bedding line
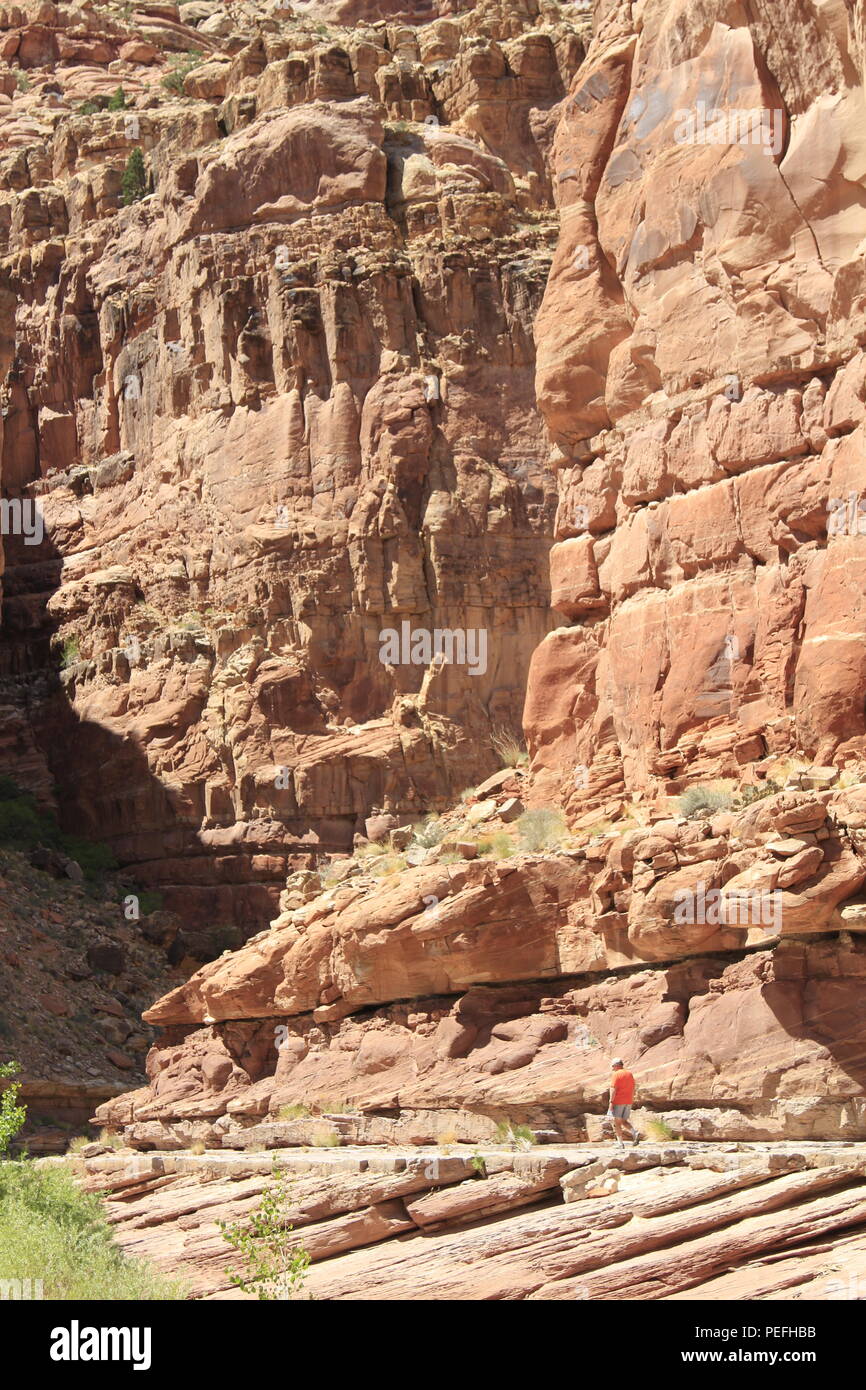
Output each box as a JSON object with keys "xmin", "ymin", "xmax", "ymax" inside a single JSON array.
[{"xmin": 66, "ymin": 1142, "xmax": 866, "ymax": 1300}]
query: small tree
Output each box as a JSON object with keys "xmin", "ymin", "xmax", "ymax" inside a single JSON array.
[
  {"xmin": 218, "ymin": 1169, "xmax": 310, "ymax": 1300},
  {"xmin": 121, "ymin": 147, "xmax": 147, "ymax": 206},
  {"xmin": 107, "ymin": 85, "xmax": 127, "ymax": 111},
  {"xmin": 0, "ymin": 1061, "xmax": 27, "ymax": 1155}
]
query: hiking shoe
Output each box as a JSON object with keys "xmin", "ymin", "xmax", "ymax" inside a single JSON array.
[{"xmin": 632, "ymin": 1132, "xmax": 642, "ymax": 1146}]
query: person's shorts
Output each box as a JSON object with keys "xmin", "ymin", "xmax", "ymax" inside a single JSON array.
[{"xmin": 610, "ymin": 1104, "xmax": 632, "ymax": 1119}]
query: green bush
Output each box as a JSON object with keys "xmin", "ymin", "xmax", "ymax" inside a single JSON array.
[
  {"xmin": 0, "ymin": 796, "xmax": 48, "ymax": 848},
  {"xmin": 516, "ymin": 807, "xmax": 568, "ymax": 852},
  {"xmin": 218, "ymin": 1169, "xmax": 310, "ymax": 1300},
  {"xmin": 412, "ymin": 816, "xmax": 445, "ymax": 849},
  {"xmin": 0, "ymin": 1159, "xmax": 184, "ymax": 1298},
  {"xmin": 736, "ymin": 780, "xmax": 779, "ymax": 808},
  {"xmin": 137, "ymin": 889, "xmax": 164, "ymax": 915},
  {"xmin": 106, "ymin": 86, "xmax": 127, "ymax": 111},
  {"xmin": 0, "ymin": 778, "xmax": 116, "ymax": 881},
  {"xmin": 60, "ymin": 835, "xmax": 116, "ymax": 879},
  {"xmin": 121, "ymin": 147, "xmax": 147, "ymax": 205},
  {"xmin": 160, "ymin": 51, "xmax": 202, "ymax": 95},
  {"xmin": 493, "ymin": 1121, "xmax": 536, "ymax": 1148},
  {"xmin": 58, "ymin": 636, "xmax": 80, "ymax": 668},
  {"xmin": 678, "ymin": 784, "xmax": 733, "ymax": 820},
  {"xmin": 0, "ymin": 1063, "xmax": 26, "ymax": 1155}
]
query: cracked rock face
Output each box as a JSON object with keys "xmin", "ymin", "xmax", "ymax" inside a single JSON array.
[{"xmin": 526, "ymin": 0, "xmax": 866, "ymax": 815}]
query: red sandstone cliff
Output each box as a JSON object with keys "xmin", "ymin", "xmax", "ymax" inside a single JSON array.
[{"xmin": 2, "ymin": 1, "xmax": 866, "ymax": 1153}]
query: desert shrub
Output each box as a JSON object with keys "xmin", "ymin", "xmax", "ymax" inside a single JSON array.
[
  {"xmin": 477, "ymin": 830, "xmax": 514, "ymax": 858},
  {"xmin": 310, "ymin": 1127, "xmax": 341, "ymax": 1148},
  {"xmin": 276, "ymin": 1104, "xmax": 311, "ymax": 1122},
  {"xmin": 60, "ymin": 835, "xmax": 116, "ymax": 878},
  {"xmin": 644, "ymin": 1118, "xmax": 675, "ymax": 1142},
  {"xmin": 0, "ymin": 1062, "xmax": 26, "ymax": 1155},
  {"xmin": 13, "ymin": 69, "xmax": 30, "ymax": 91},
  {"xmin": 136, "ymin": 889, "xmax": 163, "ymax": 915},
  {"xmin": 58, "ymin": 636, "xmax": 80, "ymax": 668},
  {"xmin": 106, "ymin": 85, "xmax": 127, "ymax": 110},
  {"xmin": 0, "ymin": 1159, "xmax": 184, "ymax": 1298},
  {"xmin": 493, "ymin": 1121, "xmax": 536, "ymax": 1148},
  {"xmin": 367, "ymin": 852, "xmax": 407, "ymax": 878},
  {"xmin": 678, "ymin": 784, "xmax": 732, "ymax": 820},
  {"xmin": 412, "ymin": 816, "xmax": 445, "ymax": 849},
  {"xmin": 736, "ymin": 780, "xmax": 779, "ymax": 808},
  {"xmin": 516, "ymin": 807, "xmax": 568, "ymax": 852},
  {"xmin": 490, "ymin": 725, "xmax": 528, "ymax": 768},
  {"xmin": 121, "ymin": 147, "xmax": 147, "ymax": 205},
  {"xmin": 219, "ymin": 1169, "xmax": 310, "ymax": 1299},
  {"xmin": 161, "ymin": 51, "xmax": 202, "ymax": 95},
  {"xmin": 0, "ymin": 794, "xmax": 47, "ymax": 848}
]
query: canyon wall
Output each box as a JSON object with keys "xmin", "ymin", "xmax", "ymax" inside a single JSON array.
[
  {"xmin": 2, "ymin": 0, "xmax": 866, "ymax": 1147},
  {"xmin": 94, "ymin": 0, "xmax": 866, "ymax": 1148},
  {"xmin": 0, "ymin": 0, "xmax": 588, "ymax": 930},
  {"xmin": 525, "ymin": 0, "xmax": 866, "ymax": 816}
]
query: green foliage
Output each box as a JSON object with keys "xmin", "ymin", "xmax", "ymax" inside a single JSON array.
[
  {"xmin": 137, "ymin": 889, "xmax": 164, "ymax": 915},
  {"xmin": 735, "ymin": 780, "xmax": 779, "ymax": 808},
  {"xmin": 516, "ymin": 807, "xmax": 568, "ymax": 852},
  {"xmin": 218, "ymin": 1169, "xmax": 311, "ymax": 1300},
  {"xmin": 0, "ymin": 1158, "xmax": 184, "ymax": 1297},
  {"xmin": 678, "ymin": 783, "xmax": 733, "ymax": 820},
  {"xmin": 0, "ymin": 794, "xmax": 47, "ymax": 848},
  {"xmin": 275, "ymin": 1103, "xmax": 311, "ymax": 1121},
  {"xmin": 0, "ymin": 1062, "xmax": 26, "ymax": 1156},
  {"xmin": 60, "ymin": 835, "xmax": 117, "ymax": 879},
  {"xmin": 77, "ymin": 90, "xmax": 127, "ymax": 115},
  {"xmin": 0, "ymin": 777, "xmax": 116, "ymax": 881},
  {"xmin": 58, "ymin": 636, "xmax": 80, "ymax": 668},
  {"xmin": 412, "ymin": 816, "xmax": 445, "ymax": 849},
  {"xmin": 645, "ymin": 1118, "xmax": 674, "ymax": 1142},
  {"xmin": 12, "ymin": 68, "xmax": 30, "ymax": 91},
  {"xmin": 476, "ymin": 830, "xmax": 514, "ymax": 858},
  {"xmin": 493, "ymin": 1121, "xmax": 536, "ymax": 1148},
  {"xmin": 121, "ymin": 147, "xmax": 147, "ymax": 205},
  {"xmin": 160, "ymin": 51, "xmax": 203, "ymax": 95},
  {"xmin": 469, "ymin": 1153, "xmax": 487, "ymax": 1177}
]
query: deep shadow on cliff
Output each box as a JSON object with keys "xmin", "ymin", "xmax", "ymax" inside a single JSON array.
[{"xmin": 0, "ymin": 507, "xmax": 285, "ymax": 944}]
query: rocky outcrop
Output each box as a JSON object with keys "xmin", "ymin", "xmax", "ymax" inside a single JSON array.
[
  {"xmin": 74, "ymin": 1141, "xmax": 866, "ymax": 1299},
  {"xmin": 94, "ymin": 778, "xmax": 866, "ymax": 1146}
]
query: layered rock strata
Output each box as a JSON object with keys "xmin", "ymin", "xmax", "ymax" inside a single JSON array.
[{"xmin": 0, "ymin": 0, "xmax": 589, "ymax": 928}]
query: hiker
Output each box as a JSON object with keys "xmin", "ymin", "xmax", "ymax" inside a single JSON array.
[{"xmin": 608, "ymin": 1057, "xmax": 641, "ymax": 1148}]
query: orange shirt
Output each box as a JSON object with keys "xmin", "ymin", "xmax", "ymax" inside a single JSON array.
[{"xmin": 611, "ymin": 1069, "xmax": 635, "ymax": 1105}]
